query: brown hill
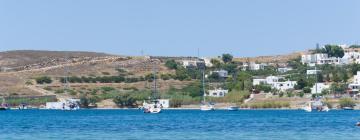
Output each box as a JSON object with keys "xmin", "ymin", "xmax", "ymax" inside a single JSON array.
[{"xmin": 234, "ymin": 51, "xmax": 307, "ymax": 63}]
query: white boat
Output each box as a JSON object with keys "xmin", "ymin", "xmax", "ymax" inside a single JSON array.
[
  {"xmin": 200, "ymin": 104, "xmax": 214, "ymax": 111},
  {"xmin": 343, "ymin": 107, "xmax": 354, "ymax": 110},
  {"xmin": 303, "ymin": 102, "xmax": 312, "ymax": 112},
  {"xmin": 143, "ymin": 65, "xmax": 162, "ymax": 114},
  {"xmin": 227, "ymin": 106, "xmax": 239, "ymax": 111},
  {"xmin": 143, "ymin": 100, "xmax": 162, "ymax": 114},
  {"xmin": 46, "ymin": 99, "xmax": 80, "ymax": 110},
  {"xmin": 200, "ymin": 70, "xmax": 214, "ymax": 111},
  {"xmin": 321, "ymin": 106, "xmax": 330, "ymax": 112}
]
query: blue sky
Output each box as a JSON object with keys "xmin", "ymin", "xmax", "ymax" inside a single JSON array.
[{"xmin": 0, "ymin": 0, "xmax": 359, "ymax": 57}]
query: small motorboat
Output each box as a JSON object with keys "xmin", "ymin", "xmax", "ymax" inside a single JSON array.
[
  {"xmin": 0, "ymin": 107, "xmax": 6, "ymax": 111},
  {"xmin": 227, "ymin": 106, "xmax": 239, "ymax": 111},
  {"xmin": 343, "ymin": 107, "xmax": 354, "ymax": 110},
  {"xmin": 356, "ymin": 122, "xmax": 360, "ymax": 126}
]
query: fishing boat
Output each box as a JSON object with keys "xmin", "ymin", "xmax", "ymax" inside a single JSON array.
[
  {"xmin": 227, "ymin": 106, "xmax": 239, "ymax": 111},
  {"xmin": 200, "ymin": 70, "xmax": 214, "ymax": 111},
  {"xmin": 143, "ymin": 65, "xmax": 162, "ymax": 114}
]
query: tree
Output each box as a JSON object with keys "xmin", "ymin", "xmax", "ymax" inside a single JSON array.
[
  {"xmin": 80, "ymin": 95, "xmax": 90, "ymax": 108},
  {"xmin": 222, "ymin": 63, "xmax": 237, "ymax": 74},
  {"xmin": 222, "ymin": 54, "xmax": 233, "ymax": 63},
  {"xmin": 210, "ymin": 59, "xmax": 221, "ymax": 68},
  {"xmin": 303, "ymin": 87, "xmax": 311, "ymax": 93},
  {"xmin": 330, "ymin": 83, "xmax": 347, "ymax": 94},
  {"xmin": 349, "ymin": 44, "xmax": 360, "ymax": 48},
  {"xmin": 322, "ymin": 45, "xmax": 345, "ymax": 58},
  {"xmin": 35, "ymin": 76, "xmax": 52, "ymax": 84},
  {"xmin": 113, "ymin": 93, "xmax": 136, "ymax": 107},
  {"xmin": 175, "ymin": 67, "xmax": 189, "ymax": 81},
  {"xmin": 349, "ymin": 63, "xmax": 360, "ymax": 75},
  {"xmin": 165, "ymin": 60, "xmax": 178, "ymax": 70},
  {"xmin": 295, "ymin": 79, "xmax": 307, "ymax": 90}
]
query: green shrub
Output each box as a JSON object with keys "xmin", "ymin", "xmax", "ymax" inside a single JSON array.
[
  {"xmin": 35, "ymin": 76, "xmax": 52, "ymax": 84},
  {"xmin": 339, "ymin": 98, "xmax": 356, "ymax": 108}
]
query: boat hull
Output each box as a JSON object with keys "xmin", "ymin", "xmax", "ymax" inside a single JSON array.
[
  {"xmin": 227, "ymin": 106, "xmax": 239, "ymax": 111},
  {"xmin": 200, "ymin": 105, "xmax": 214, "ymax": 111}
]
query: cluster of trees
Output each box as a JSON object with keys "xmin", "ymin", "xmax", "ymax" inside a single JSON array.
[
  {"xmin": 315, "ymin": 44, "xmax": 345, "ymax": 58},
  {"xmin": 35, "ymin": 76, "xmax": 52, "ymax": 84}
]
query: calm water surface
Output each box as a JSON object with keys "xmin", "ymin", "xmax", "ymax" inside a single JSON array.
[{"xmin": 1, "ymin": 109, "xmax": 360, "ymax": 140}]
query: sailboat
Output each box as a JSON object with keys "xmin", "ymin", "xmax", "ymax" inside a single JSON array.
[
  {"xmin": 200, "ymin": 70, "xmax": 214, "ymax": 111},
  {"xmin": 143, "ymin": 64, "xmax": 162, "ymax": 114}
]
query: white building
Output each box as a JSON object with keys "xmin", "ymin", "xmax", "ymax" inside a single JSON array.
[
  {"xmin": 311, "ymin": 83, "xmax": 330, "ymax": 94},
  {"xmin": 210, "ymin": 70, "xmax": 228, "ymax": 78},
  {"xmin": 342, "ymin": 52, "xmax": 360, "ymax": 64},
  {"xmin": 349, "ymin": 71, "xmax": 360, "ymax": 93},
  {"xmin": 158, "ymin": 99, "xmax": 170, "ymax": 108},
  {"xmin": 253, "ymin": 76, "xmax": 296, "ymax": 91},
  {"xmin": 253, "ymin": 79, "xmax": 267, "ymax": 85},
  {"xmin": 301, "ymin": 53, "xmax": 343, "ymax": 65},
  {"xmin": 181, "ymin": 60, "xmax": 205, "ymax": 68},
  {"xmin": 306, "ymin": 70, "xmax": 322, "ymax": 75},
  {"xmin": 207, "ymin": 89, "xmax": 229, "ymax": 97},
  {"xmin": 271, "ymin": 81, "xmax": 297, "ymax": 91},
  {"xmin": 249, "ymin": 62, "xmax": 266, "ymax": 71},
  {"xmin": 301, "ymin": 53, "xmax": 328, "ymax": 65},
  {"xmin": 278, "ymin": 67, "xmax": 293, "ymax": 73},
  {"xmin": 202, "ymin": 58, "xmax": 214, "ymax": 67}
]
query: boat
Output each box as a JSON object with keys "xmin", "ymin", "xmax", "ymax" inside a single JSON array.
[
  {"xmin": 356, "ymin": 122, "xmax": 360, "ymax": 126},
  {"xmin": 143, "ymin": 65, "xmax": 162, "ymax": 114},
  {"xmin": 45, "ymin": 99, "xmax": 80, "ymax": 110},
  {"xmin": 321, "ymin": 105, "xmax": 330, "ymax": 112},
  {"xmin": 227, "ymin": 106, "xmax": 239, "ymax": 111},
  {"xmin": 200, "ymin": 70, "xmax": 214, "ymax": 111},
  {"xmin": 343, "ymin": 107, "xmax": 354, "ymax": 110},
  {"xmin": 303, "ymin": 102, "xmax": 312, "ymax": 112},
  {"xmin": 0, "ymin": 98, "xmax": 8, "ymax": 111}
]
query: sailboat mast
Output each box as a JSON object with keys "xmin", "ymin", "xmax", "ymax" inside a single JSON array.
[
  {"xmin": 153, "ymin": 63, "xmax": 157, "ymax": 100},
  {"xmin": 202, "ymin": 69, "xmax": 206, "ymax": 103}
]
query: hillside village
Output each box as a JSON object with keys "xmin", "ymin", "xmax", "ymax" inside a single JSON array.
[{"xmin": 1, "ymin": 45, "xmax": 360, "ymax": 109}]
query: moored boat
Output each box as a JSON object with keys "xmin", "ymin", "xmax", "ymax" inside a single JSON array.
[
  {"xmin": 142, "ymin": 64, "xmax": 162, "ymax": 114},
  {"xmin": 199, "ymin": 70, "xmax": 214, "ymax": 111},
  {"xmin": 227, "ymin": 106, "xmax": 239, "ymax": 111},
  {"xmin": 343, "ymin": 107, "xmax": 354, "ymax": 110}
]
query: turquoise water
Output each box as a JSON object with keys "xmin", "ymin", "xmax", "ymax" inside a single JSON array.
[{"xmin": 1, "ymin": 109, "xmax": 360, "ymax": 140}]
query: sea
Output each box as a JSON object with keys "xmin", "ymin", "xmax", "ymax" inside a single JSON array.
[{"xmin": 1, "ymin": 109, "xmax": 360, "ymax": 140}]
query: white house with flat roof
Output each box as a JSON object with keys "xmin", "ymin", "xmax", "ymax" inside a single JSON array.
[
  {"xmin": 253, "ymin": 76, "xmax": 296, "ymax": 91},
  {"xmin": 278, "ymin": 67, "xmax": 293, "ymax": 73},
  {"xmin": 249, "ymin": 62, "xmax": 267, "ymax": 71},
  {"xmin": 311, "ymin": 83, "xmax": 330, "ymax": 94},
  {"xmin": 271, "ymin": 81, "xmax": 297, "ymax": 91},
  {"xmin": 207, "ymin": 89, "xmax": 229, "ymax": 97},
  {"xmin": 307, "ymin": 70, "xmax": 321, "ymax": 75},
  {"xmin": 210, "ymin": 70, "xmax": 228, "ymax": 78},
  {"xmin": 349, "ymin": 71, "xmax": 360, "ymax": 93},
  {"xmin": 301, "ymin": 53, "xmax": 344, "ymax": 65}
]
